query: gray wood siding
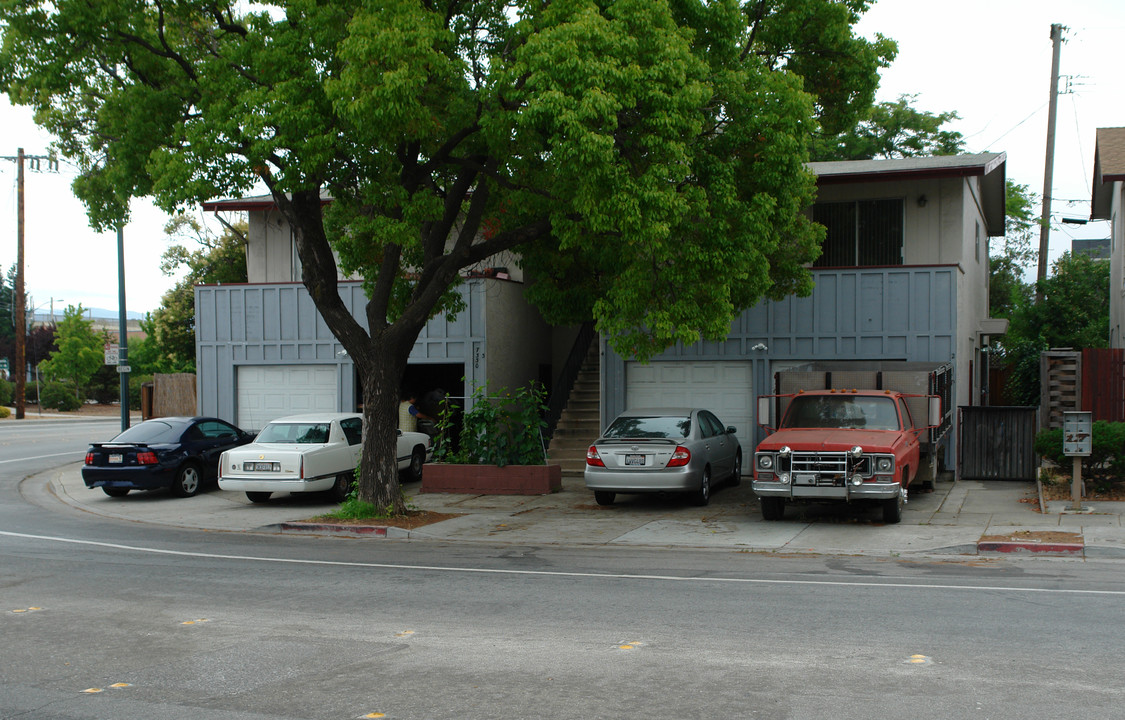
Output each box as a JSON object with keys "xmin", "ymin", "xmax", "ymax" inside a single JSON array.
[
  {"xmin": 195, "ymin": 280, "xmax": 486, "ymax": 422},
  {"xmin": 603, "ymin": 266, "xmax": 959, "ymax": 432}
]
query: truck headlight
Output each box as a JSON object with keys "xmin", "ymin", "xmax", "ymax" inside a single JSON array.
[
  {"xmin": 876, "ymin": 457, "xmax": 894, "ymax": 473},
  {"xmin": 758, "ymin": 455, "xmax": 773, "ymax": 470},
  {"xmin": 778, "ymin": 473, "xmax": 790, "ymax": 485},
  {"xmin": 850, "ymin": 446, "xmax": 863, "ymax": 458}
]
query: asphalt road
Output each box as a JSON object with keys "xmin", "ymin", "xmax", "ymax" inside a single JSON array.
[{"xmin": 2, "ymin": 421, "xmax": 1124, "ymax": 720}]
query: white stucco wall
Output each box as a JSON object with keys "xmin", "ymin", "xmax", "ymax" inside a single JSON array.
[{"xmin": 1108, "ymin": 183, "xmax": 1124, "ymax": 348}]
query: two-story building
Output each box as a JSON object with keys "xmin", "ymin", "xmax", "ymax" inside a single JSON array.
[
  {"xmin": 1092, "ymin": 127, "xmax": 1125, "ymax": 348},
  {"xmin": 198, "ymin": 153, "xmax": 1008, "ymax": 466}
]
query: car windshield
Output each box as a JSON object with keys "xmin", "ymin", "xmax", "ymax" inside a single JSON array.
[
  {"xmin": 781, "ymin": 395, "xmax": 900, "ymax": 431},
  {"xmin": 603, "ymin": 415, "xmax": 691, "ymax": 439},
  {"xmin": 110, "ymin": 420, "xmax": 182, "ymax": 444},
  {"xmin": 256, "ymin": 422, "xmax": 331, "ymax": 444}
]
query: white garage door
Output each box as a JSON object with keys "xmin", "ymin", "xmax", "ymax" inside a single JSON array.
[
  {"xmin": 626, "ymin": 361, "xmax": 754, "ymax": 451},
  {"xmin": 236, "ymin": 365, "xmax": 339, "ymax": 431}
]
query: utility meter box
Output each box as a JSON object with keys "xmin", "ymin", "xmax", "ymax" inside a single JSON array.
[{"xmin": 1063, "ymin": 411, "xmax": 1092, "ymax": 457}]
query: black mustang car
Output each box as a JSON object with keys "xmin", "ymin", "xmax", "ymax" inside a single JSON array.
[{"xmin": 82, "ymin": 416, "xmax": 254, "ymax": 498}]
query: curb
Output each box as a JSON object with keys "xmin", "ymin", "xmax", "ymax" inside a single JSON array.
[
  {"xmin": 276, "ymin": 522, "xmax": 412, "ymax": 539},
  {"xmin": 977, "ymin": 540, "xmax": 1085, "ymax": 556}
]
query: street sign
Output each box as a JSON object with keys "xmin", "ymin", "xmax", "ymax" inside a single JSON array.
[
  {"xmin": 104, "ymin": 344, "xmax": 119, "ymax": 365},
  {"xmin": 116, "ymin": 365, "xmax": 131, "ymax": 374}
]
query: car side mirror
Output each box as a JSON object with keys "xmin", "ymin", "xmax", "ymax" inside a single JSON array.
[{"xmin": 726, "ymin": 426, "xmax": 737, "ymax": 435}]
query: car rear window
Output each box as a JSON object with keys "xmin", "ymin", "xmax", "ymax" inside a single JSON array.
[
  {"xmin": 257, "ymin": 422, "xmax": 331, "ymax": 444},
  {"xmin": 603, "ymin": 415, "xmax": 691, "ymax": 439},
  {"xmin": 111, "ymin": 421, "xmax": 182, "ymax": 443}
]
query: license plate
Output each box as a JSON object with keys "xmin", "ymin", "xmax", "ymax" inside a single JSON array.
[
  {"xmin": 625, "ymin": 454, "xmax": 645, "ymax": 466},
  {"xmin": 794, "ymin": 473, "xmax": 817, "ymax": 486},
  {"xmin": 108, "ymin": 454, "xmax": 123, "ymax": 464},
  {"xmin": 246, "ymin": 462, "xmax": 277, "ymax": 472}
]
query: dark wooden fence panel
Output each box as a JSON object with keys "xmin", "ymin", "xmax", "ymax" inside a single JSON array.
[
  {"xmin": 1082, "ymin": 348, "xmax": 1125, "ymax": 422},
  {"xmin": 958, "ymin": 406, "xmax": 1038, "ymax": 481}
]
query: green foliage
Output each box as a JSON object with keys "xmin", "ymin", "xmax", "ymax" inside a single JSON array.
[
  {"xmin": 809, "ymin": 94, "xmax": 965, "ymax": 161},
  {"xmin": 0, "ymin": 406, "xmax": 9, "ymax": 419},
  {"xmin": 38, "ymin": 306, "xmax": 103, "ymax": 400},
  {"xmin": 40, "ymin": 381, "xmax": 81, "ymax": 411},
  {"xmin": 129, "ymin": 374, "xmax": 152, "ymax": 411},
  {"xmin": 0, "ymin": 0, "xmax": 890, "ymax": 507},
  {"xmin": 86, "ymin": 365, "xmax": 121, "ymax": 405},
  {"xmin": 143, "ymin": 216, "xmax": 248, "ymax": 374},
  {"xmin": 1035, "ymin": 422, "xmax": 1125, "ymax": 490},
  {"xmin": 0, "ymin": 377, "xmax": 12, "ymax": 406},
  {"xmin": 435, "ymin": 383, "xmax": 548, "ymax": 467}
]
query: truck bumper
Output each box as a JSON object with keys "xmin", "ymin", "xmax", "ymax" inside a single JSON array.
[{"xmin": 752, "ymin": 479, "xmax": 903, "ymax": 502}]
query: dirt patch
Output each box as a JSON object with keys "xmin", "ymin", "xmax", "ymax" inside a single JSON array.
[
  {"xmin": 1039, "ymin": 475, "xmax": 1125, "ymax": 502},
  {"xmin": 303, "ymin": 510, "xmax": 462, "ymax": 530},
  {"xmin": 979, "ymin": 529, "xmax": 1083, "ymax": 544}
]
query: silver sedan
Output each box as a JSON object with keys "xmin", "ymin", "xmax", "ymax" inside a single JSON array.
[{"xmin": 583, "ymin": 408, "xmax": 742, "ymax": 506}]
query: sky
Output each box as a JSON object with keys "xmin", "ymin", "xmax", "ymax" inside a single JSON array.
[{"xmin": 1, "ymin": 0, "xmax": 1123, "ymax": 317}]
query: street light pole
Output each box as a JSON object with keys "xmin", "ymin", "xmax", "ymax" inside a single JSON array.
[{"xmin": 117, "ymin": 226, "xmax": 130, "ymax": 431}]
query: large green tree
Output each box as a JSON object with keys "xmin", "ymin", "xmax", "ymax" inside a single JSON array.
[
  {"xmin": 809, "ymin": 93, "xmax": 965, "ymax": 161},
  {"xmin": 0, "ymin": 0, "xmax": 892, "ymax": 511},
  {"xmin": 38, "ymin": 305, "xmax": 103, "ymax": 399}
]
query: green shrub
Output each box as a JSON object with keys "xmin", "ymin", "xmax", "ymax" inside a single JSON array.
[
  {"xmin": 1035, "ymin": 421, "xmax": 1125, "ymax": 490},
  {"xmin": 129, "ymin": 374, "xmax": 152, "ymax": 411},
  {"xmin": 39, "ymin": 382, "xmax": 82, "ymax": 411},
  {"xmin": 434, "ymin": 382, "xmax": 547, "ymax": 467},
  {"xmin": 0, "ymin": 406, "xmax": 10, "ymax": 418},
  {"xmin": 0, "ymin": 377, "xmax": 12, "ymax": 406}
]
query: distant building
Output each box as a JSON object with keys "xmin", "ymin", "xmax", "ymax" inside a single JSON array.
[{"xmin": 1072, "ymin": 238, "xmax": 1111, "ymax": 260}]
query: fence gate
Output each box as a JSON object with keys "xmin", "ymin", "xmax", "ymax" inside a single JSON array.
[{"xmin": 958, "ymin": 406, "xmax": 1038, "ymax": 481}]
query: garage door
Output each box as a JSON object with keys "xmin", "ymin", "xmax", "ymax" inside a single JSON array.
[
  {"xmin": 236, "ymin": 365, "xmax": 339, "ymax": 431},
  {"xmin": 625, "ymin": 361, "xmax": 754, "ymax": 451}
]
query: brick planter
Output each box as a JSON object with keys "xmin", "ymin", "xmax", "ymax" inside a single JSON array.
[{"xmin": 422, "ymin": 463, "xmax": 562, "ymax": 495}]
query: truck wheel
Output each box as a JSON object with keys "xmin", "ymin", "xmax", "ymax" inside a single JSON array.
[
  {"xmin": 883, "ymin": 491, "xmax": 904, "ymax": 524},
  {"xmin": 761, "ymin": 497, "xmax": 784, "ymax": 521},
  {"xmin": 594, "ymin": 491, "xmax": 616, "ymax": 506},
  {"xmin": 691, "ymin": 467, "xmax": 711, "ymax": 506}
]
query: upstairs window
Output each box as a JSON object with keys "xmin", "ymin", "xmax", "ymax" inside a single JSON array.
[{"xmin": 813, "ymin": 198, "xmax": 904, "ymax": 267}]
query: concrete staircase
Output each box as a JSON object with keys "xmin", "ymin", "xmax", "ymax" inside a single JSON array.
[{"xmin": 547, "ymin": 343, "xmax": 602, "ymax": 478}]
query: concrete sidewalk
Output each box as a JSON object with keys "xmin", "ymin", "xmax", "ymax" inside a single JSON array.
[{"xmin": 42, "ymin": 463, "xmax": 1125, "ymax": 558}]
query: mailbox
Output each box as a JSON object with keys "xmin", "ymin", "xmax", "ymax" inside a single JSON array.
[{"xmin": 1062, "ymin": 411, "xmax": 1092, "ymax": 457}]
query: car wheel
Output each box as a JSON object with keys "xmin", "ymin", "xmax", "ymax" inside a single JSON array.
[
  {"xmin": 329, "ymin": 473, "xmax": 353, "ymax": 503},
  {"xmin": 246, "ymin": 491, "xmax": 271, "ymax": 503},
  {"xmin": 691, "ymin": 467, "xmax": 711, "ymax": 506},
  {"xmin": 102, "ymin": 487, "xmax": 129, "ymax": 498},
  {"xmin": 883, "ymin": 488, "xmax": 904, "ymax": 524},
  {"xmin": 761, "ymin": 497, "xmax": 784, "ymax": 521},
  {"xmin": 729, "ymin": 451, "xmax": 742, "ymax": 487},
  {"xmin": 401, "ymin": 447, "xmax": 425, "ymax": 483},
  {"xmin": 594, "ymin": 491, "xmax": 616, "ymax": 506},
  {"xmin": 170, "ymin": 463, "xmax": 202, "ymax": 498}
]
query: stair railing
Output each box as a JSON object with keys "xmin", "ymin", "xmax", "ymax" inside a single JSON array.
[{"xmin": 544, "ymin": 320, "xmax": 597, "ymax": 441}]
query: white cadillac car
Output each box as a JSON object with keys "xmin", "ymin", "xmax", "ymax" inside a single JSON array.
[{"xmin": 218, "ymin": 413, "xmax": 430, "ymax": 503}]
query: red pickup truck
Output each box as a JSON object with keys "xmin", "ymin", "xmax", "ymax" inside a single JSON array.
[{"xmin": 752, "ymin": 389, "xmax": 941, "ymax": 524}]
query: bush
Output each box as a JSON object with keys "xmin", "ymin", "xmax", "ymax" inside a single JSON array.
[
  {"xmin": 0, "ymin": 377, "xmax": 12, "ymax": 406},
  {"xmin": 434, "ymin": 382, "xmax": 548, "ymax": 467},
  {"xmin": 129, "ymin": 374, "xmax": 152, "ymax": 411},
  {"xmin": 1034, "ymin": 421, "xmax": 1125, "ymax": 490},
  {"xmin": 0, "ymin": 406, "xmax": 10, "ymax": 418},
  {"xmin": 39, "ymin": 382, "xmax": 82, "ymax": 411}
]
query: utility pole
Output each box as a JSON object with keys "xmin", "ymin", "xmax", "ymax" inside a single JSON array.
[
  {"xmin": 1036, "ymin": 23, "xmax": 1064, "ymax": 303},
  {"xmin": 2, "ymin": 149, "xmax": 58, "ymax": 418}
]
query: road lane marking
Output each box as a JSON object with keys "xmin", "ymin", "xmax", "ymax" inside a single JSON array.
[
  {"xmin": 0, "ymin": 451, "xmax": 84, "ymax": 465},
  {"xmin": 2, "ymin": 529, "xmax": 1125, "ymax": 597}
]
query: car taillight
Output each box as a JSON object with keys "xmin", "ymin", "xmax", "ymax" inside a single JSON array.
[
  {"xmin": 667, "ymin": 446, "xmax": 691, "ymax": 467},
  {"xmin": 136, "ymin": 451, "xmax": 158, "ymax": 465},
  {"xmin": 85, "ymin": 452, "xmax": 94, "ymax": 465},
  {"xmin": 299, "ymin": 456, "xmax": 305, "ymax": 479},
  {"xmin": 586, "ymin": 446, "xmax": 605, "ymax": 467}
]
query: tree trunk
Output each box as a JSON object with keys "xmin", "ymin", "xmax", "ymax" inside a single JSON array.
[{"xmin": 356, "ymin": 341, "xmax": 410, "ymax": 513}]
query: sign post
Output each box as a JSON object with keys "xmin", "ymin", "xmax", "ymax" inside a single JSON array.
[{"xmin": 1062, "ymin": 411, "xmax": 1092, "ymax": 512}]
